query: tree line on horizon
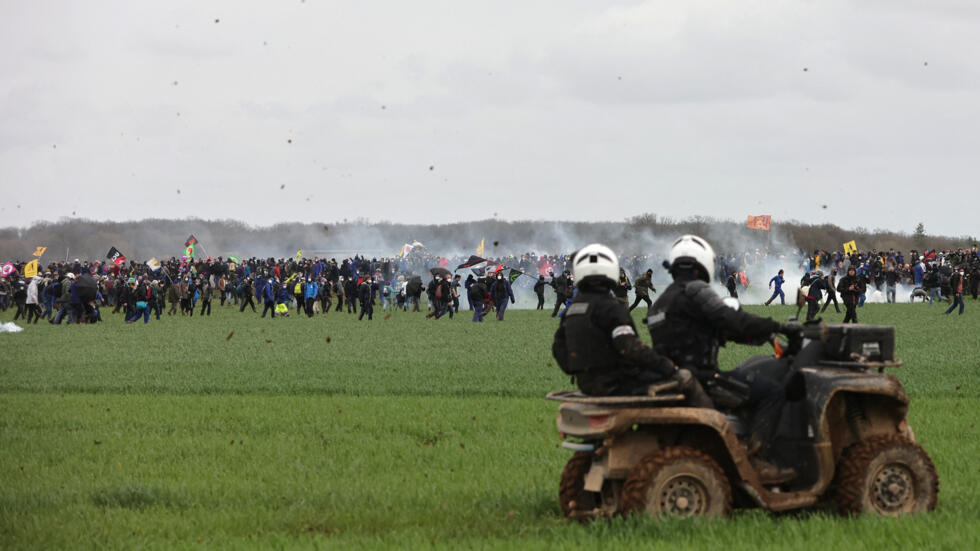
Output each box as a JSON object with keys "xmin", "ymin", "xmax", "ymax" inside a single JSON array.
[{"xmin": 0, "ymin": 215, "xmax": 975, "ymax": 262}]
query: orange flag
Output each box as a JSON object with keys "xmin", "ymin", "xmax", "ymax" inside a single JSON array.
[{"xmin": 746, "ymin": 215, "xmax": 771, "ymax": 231}]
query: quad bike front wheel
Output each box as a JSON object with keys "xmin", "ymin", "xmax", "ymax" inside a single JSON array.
[
  {"xmin": 621, "ymin": 446, "xmax": 732, "ymax": 518},
  {"xmin": 559, "ymin": 451, "xmax": 599, "ymax": 518},
  {"xmin": 835, "ymin": 434, "xmax": 939, "ymax": 516}
]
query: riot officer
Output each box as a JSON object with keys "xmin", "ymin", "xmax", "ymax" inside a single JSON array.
[
  {"xmin": 552, "ymin": 243, "xmax": 711, "ymax": 405},
  {"xmin": 647, "ymin": 235, "xmax": 796, "ymax": 483}
]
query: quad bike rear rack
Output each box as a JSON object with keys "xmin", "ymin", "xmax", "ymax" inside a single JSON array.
[
  {"xmin": 817, "ymin": 358, "xmax": 904, "ymax": 373},
  {"xmin": 546, "ymin": 381, "xmax": 685, "ymax": 405}
]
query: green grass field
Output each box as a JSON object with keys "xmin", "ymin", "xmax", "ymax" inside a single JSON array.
[{"xmin": 1, "ymin": 300, "xmax": 978, "ymax": 549}]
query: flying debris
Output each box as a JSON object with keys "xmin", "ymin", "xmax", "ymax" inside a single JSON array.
[{"xmin": 280, "ymin": 185, "xmax": 285, "ymax": 190}]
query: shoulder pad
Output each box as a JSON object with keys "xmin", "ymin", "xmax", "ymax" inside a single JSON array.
[{"xmin": 565, "ymin": 302, "xmax": 589, "ymax": 316}]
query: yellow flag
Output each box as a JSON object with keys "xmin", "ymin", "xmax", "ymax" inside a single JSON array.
[
  {"xmin": 296, "ymin": 250, "xmax": 303, "ymax": 259},
  {"xmin": 32, "ymin": 246, "xmax": 47, "ymax": 257},
  {"xmin": 843, "ymin": 240, "xmax": 857, "ymax": 255},
  {"xmin": 476, "ymin": 238, "xmax": 485, "ymax": 255},
  {"xmin": 24, "ymin": 259, "xmax": 38, "ymax": 278}
]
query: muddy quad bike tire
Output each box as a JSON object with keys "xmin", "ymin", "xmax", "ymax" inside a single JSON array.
[
  {"xmin": 621, "ymin": 446, "xmax": 732, "ymax": 518},
  {"xmin": 559, "ymin": 451, "xmax": 598, "ymax": 517},
  {"xmin": 835, "ymin": 433, "xmax": 939, "ymax": 516}
]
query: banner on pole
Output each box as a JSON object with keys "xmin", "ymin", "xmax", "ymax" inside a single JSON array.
[
  {"xmin": 746, "ymin": 215, "xmax": 771, "ymax": 231},
  {"xmin": 24, "ymin": 259, "xmax": 38, "ymax": 278},
  {"xmin": 106, "ymin": 246, "xmax": 127, "ymax": 266}
]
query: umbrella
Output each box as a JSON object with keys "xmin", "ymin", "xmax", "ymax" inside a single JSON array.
[
  {"xmin": 430, "ymin": 267, "xmax": 451, "ymax": 278},
  {"xmin": 75, "ymin": 272, "xmax": 99, "ymax": 302},
  {"xmin": 406, "ymin": 275, "xmax": 423, "ymax": 295}
]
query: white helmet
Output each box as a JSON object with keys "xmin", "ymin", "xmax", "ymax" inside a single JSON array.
[
  {"xmin": 573, "ymin": 243, "xmax": 619, "ymax": 284},
  {"xmin": 668, "ymin": 235, "xmax": 716, "ymax": 282}
]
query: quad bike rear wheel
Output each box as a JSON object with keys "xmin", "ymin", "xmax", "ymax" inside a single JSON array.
[
  {"xmin": 621, "ymin": 446, "xmax": 732, "ymax": 518},
  {"xmin": 835, "ymin": 433, "xmax": 939, "ymax": 516},
  {"xmin": 559, "ymin": 451, "xmax": 599, "ymax": 518}
]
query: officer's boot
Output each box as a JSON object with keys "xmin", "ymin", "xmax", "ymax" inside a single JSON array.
[
  {"xmin": 742, "ymin": 436, "xmax": 796, "ymax": 485},
  {"xmin": 750, "ymin": 456, "xmax": 796, "ymax": 485}
]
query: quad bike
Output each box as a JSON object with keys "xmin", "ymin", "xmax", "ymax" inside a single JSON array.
[{"xmin": 549, "ymin": 322, "xmax": 938, "ymax": 519}]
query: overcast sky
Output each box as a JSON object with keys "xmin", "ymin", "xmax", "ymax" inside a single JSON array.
[{"xmin": 1, "ymin": 1, "xmax": 978, "ymax": 237}]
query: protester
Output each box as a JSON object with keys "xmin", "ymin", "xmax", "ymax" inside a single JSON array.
[
  {"xmin": 628, "ymin": 268, "xmax": 655, "ymax": 312},
  {"xmin": 945, "ymin": 268, "xmax": 966, "ymax": 315},
  {"xmin": 837, "ymin": 266, "xmax": 866, "ymax": 323},
  {"xmin": 533, "ymin": 275, "xmax": 547, "ymax": 310},
  {"xmin": 765, "ymin": 269, "xmax": 785, "ymax": 306},
  {"xmin": 489, "ymin": 272, "xmax": 515, "ymax": 321}
]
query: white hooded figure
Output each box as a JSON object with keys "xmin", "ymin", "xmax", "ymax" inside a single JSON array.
[{"xmin": 26, "ymin": 276, "xmax": 41, "ymax": 305}]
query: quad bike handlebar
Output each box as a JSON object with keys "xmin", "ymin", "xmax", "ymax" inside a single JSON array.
[{"xmin": 772, "ymin": 320, "xmax": 829, "ymax": 358}]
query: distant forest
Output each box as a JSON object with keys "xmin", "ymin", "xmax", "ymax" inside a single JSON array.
[{"xmin": 0, "ymin": 214, "xmax": 975, "ymax": 262}]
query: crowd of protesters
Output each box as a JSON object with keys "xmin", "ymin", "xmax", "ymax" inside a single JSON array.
[
  {"xmin": 1, "ymin": 244, "xmax": 976, "ymax": 325},
  {"xmin": 720, "ymin": 245, "xmax": 980, "ymax": 319}
]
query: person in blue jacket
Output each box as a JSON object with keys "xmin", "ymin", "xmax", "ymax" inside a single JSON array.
[
  {"xmin": 303, "ymin": 278, "xmax": 319, "ymax": 317},
  {"xmin": 261, "ymin": 277, "xmax": 277, "ymax": 318},
  {"xmin": 764, "ymin": 269, "xmax": 785, "ymax": 305}
]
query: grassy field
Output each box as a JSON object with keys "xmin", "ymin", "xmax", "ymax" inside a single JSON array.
[{"xmin": 1, "ymin": 300, "xmax": 978, "ymax": 549}]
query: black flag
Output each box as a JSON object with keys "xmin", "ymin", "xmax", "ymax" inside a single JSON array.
[
  {"xmin": 456, "ymin": 255, "xmax": 487, "ymax": 270},
  {"xmin": 106, "ymin": 246, "xmax": 126, "ymax": 266},
  {"xmin": 184, "ymin": 235, "xmax": 198, "ymax": 247},
  {"xmin": 507, "ymin": 268, "xmax": 523, "ymax": 284}
]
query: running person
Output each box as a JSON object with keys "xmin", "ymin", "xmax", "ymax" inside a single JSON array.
[{"xmin": 764, "ymin": 269, "xmax": 786, "ymax": 305}]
